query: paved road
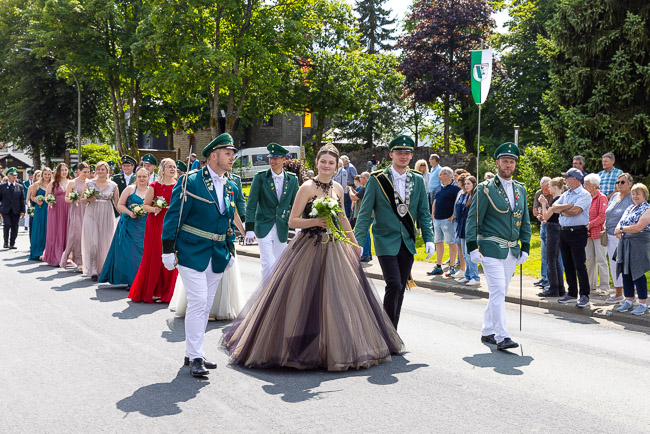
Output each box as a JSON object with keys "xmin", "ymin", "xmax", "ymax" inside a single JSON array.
[{"xmin": 2, "ymin": 231, "xmax": 650, "ymax": 433}]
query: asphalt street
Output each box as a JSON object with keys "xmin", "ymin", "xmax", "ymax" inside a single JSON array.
[{"xmin": 2, "ymin": 230, "xmax": 650, "ymax": 433}]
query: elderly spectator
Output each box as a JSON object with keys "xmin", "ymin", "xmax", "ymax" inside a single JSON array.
[
  {"xmin": 333, "ymin": 158, "xmax": 348, "ymax": 190},
  {"xmin": 550, "ymin": 168, "xmax": 592, "ymax": 307},
  {"xmin": 450, "ymin": 173, "xmax": 468, "ymax": 277},
  {"xmin": 604, "ymin": 173, "xmax": 634, "ymax": 303},
  {"xmin": 598, "ymin": 152, "xmax": 623, "ymax": 199},
  {"xmin": 533, "ymin": 176, "xmax": 553, "ymax": 288},
  {"xmin": 349, "ymin": 171, "xmax": 371, "ymax": 262},
  {"xmin": 427, "ymin": 167, "xmax": 461, "ymax": 276},
  {"xmin": 484, "ymin": 172, "xmax": 495, "ymax": 181},
  {"xmin": 572, "ymin": 155, "xmax": 588, "ymax": 179},
  {"xmin": 340, "ymin": 155, "xmax": 357, "ymax": 218},
  {"xmin": 583, "ymin": 173, "xmax": 609, "ymax": 295},
  {"xmin": 538, "ymin": 178, "xmax": 567, "ymax": 297},
  {"xmin": 456, "ymin": 175, "xmax": 480, "ymax": 286},
  {"xmin": 415, "ymin": 159, "xmax": 430, "ymax": 190},
  {"xmin": 428, "ymin": 154, "xmax": 441, "ymax": 206},
  {"xmin": 614, "ymin": 184, "xmax": 650, "ymax": 315}
]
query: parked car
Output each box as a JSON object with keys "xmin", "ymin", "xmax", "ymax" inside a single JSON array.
[{"xmin": 232, "ymin": 146, "xmax": 304, "ymax": 182}]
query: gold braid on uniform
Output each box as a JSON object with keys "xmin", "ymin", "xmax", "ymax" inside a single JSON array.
[{"xmin": 482, "ymin": 183, "xmax": 509, "ymax": 214}]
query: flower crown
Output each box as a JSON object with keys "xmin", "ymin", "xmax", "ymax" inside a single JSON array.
[{"xmin": 318, "ymin": 144, "xmax": 340, "ymax": 159}]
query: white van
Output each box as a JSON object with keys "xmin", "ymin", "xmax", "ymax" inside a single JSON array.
[{"xmin": 232, "ymin": 146, "xmax": 304, "ymax": 182}]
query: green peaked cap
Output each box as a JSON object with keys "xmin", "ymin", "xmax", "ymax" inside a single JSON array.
[
  {"xmin": 389, "ymin": 135, "xmax": 415, "ymax": 152},
  {"xmin": 142, "ymin": 153, "xmax": 158, "ymax": 166},
  {"xmin": 493, "ymin": 142, "xmax": 520, "ymax": 161},
  {"xmin": 202, "ymin": 133, "xmax": 237, "ymax": 158},
  {"xmin": 266, "ymin": 142, "xmax": 289, "ymax": 157}
]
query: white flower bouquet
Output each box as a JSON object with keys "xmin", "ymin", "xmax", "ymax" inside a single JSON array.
[
  {"xmin": 45, "ymin": 194, "xmax": 56, "ymax": 208},
  {"xmin": 27, "ymin": 206, "xmax": 35, "ymax": 217},
  {"xmin": 309, "ymin": 196, "xmax": 358, "ymax": 247},
  {"xmin": 130, "ymin": 203, "xmax": 146, "ymax": 218},
  {"xmin": 83, "ymin": 187, "xmax": 100, "ymax": 200},
  {"xmin": 34, "ymin": 195, "xmax": 45, "ymax": 208},
  {"xmin": 153, "ymin": 196, "xmax": 168, "ymax": 209},
  {"xmin": 69, "ymin": 190, "xmax": 81, "ymax": 206}
]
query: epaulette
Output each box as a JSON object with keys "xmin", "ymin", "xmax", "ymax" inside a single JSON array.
[
  {"xmin": 513, "ymin": 179, "xmax": 524, "ymax": 186},
  {"xmin": 286, "ymin": 171, "xmax": 297, "ymax": 177},
  {"xmin": 370, "ymin": 169, "xmax": 384, "ymax": 177},
  {"xmin": 408, "ymin": 169, "xmax": 422, "ymax": 177},
  {"xmin": 187, "ymin": 168, "xmax": 200, "ymax": 175},
  {"xmin": 228, "ymin": 172, "xmax": 241, "ymax": 180}
]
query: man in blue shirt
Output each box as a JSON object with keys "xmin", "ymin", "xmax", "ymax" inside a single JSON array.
[
  {"xmin": 341, "ymin": 156, "xmax": 357, "ymax": 218},
  {"xmin": 427, "ymin": 166, "xmax": 461, "ymax": 276},
  {"xmin": 427, "ymin": 154, "xmax": 441, "ymax": 206},
  {"xmin": 190, "ymin": 153, "xmax": 201, "ymax": 171},
  {"xmin": 549, "ymin": 168, "xmax": 592, "ymax": 307},
  {"xmin": 597, "ymin": 152, "xmax": 622, "ymax": 199}
]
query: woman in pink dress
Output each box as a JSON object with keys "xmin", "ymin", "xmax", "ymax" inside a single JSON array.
[
  {"xmin": 42, "ymin": 163, "xmax": 71, "ymax": 266},
  {"xmin": 81, "ymin": 161, "xmax": 119, "ymax": 281},
  {"xmin": 129, "ymin": 158, "xmax": 178, "ymax": 303},
  {"xmin": 60, "ymin": 162, "xmax": 89, "ymax": 271}
]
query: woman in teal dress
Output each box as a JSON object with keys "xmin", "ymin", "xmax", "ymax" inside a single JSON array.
[
  {"xmin": 99, "ymin": 168, "xmax": 149, "ymax": 286},
  {"xmin": 29, "ymin": 167, "xmax": 52, "ymax": 261}
]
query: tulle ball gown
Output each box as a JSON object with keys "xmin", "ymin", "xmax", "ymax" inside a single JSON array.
[
  {"xmin": 42, "ymin": 185, "xmax": 70, "ymax": 266},
  {"xmin": 59, "ymin": 178, "xmax": 87, "ymax": 268},
  {"xmin": 99, "ymin": 191, "xmax": 147, "ymax": 286},
  {"xmin": 29, "ymin": 187, "xmax": 48, "ymax": 261},
  {"xmin": 221, "ymin": 199, "xmax": 404, "ymax": 372},
  {"xmin": 81, "ymin": 181, "xmax": 117, "ymax": 277}
]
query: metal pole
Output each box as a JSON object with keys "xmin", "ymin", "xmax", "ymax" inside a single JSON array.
[
  {"xmin": 514, "ymin": 125, "xmax": 522, "ymax": 331},
  {"xmin": 476, "ymin": 105, "xmax": 481, "ymax": 179}
]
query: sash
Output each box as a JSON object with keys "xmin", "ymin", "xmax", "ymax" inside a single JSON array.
[{"xmin": 374, "ymin": 172, "xmax": 416, "ymax": 241}]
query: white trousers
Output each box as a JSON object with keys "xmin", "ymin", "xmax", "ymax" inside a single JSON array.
[
  {"xmin": 177, "ymin": 258, "xmax": 228, "ymax": 360},
  {"xmin": 607, "ymin": 234, "xmax": 622, "ymax": 287},
  {"xmin": 258, "ymin": 224, "xmax": 287, "ymax": 281},
  {"xmin": 481, "ymin": 253, "xmax": 517, "ymax": 343},
  {"xmin": 585, "ymin": 238, "xmax": 610, "ymax": 290},
  {"xmin": 24, "ymin": 204, "xmax": 30, "ymax": 228}
]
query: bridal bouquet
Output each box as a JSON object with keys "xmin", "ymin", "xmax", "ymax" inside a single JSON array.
[
  {"xmin": 153, "ymin": 196, "xmax": 168, "ymax": 209},
  {"xmin": 27, "ymin": 206, "xmax": 35, "ymax": 217},
  {"xmin": 83, "ymin": 187, "xmax": 100, "ymax": 200},
  {"xmin": 130, "ymin": 203, "xmax": 146, "ymax": 218},
  {"xmin": 309, "ymin": 196, "xmax": 358, "ymax": 247},
  {"xmin": 69, "ymin": 190, "xmax": 81, "ymax": 206},
  {"xmin": 45, "ymin": 194, "xmax": 57, "ymax": 208},
  {"xmin": 34, "ymin": 195, "xmax": 45, "ymax": 208}
]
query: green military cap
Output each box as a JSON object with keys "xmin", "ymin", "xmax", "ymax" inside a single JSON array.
[
  {"xmin": 108, "ymin": 160, "xmax": 115, "ymax": 168},
  {"xmin": 89, "ymin": 164, "xmax": 96, "ymax": 171},
  {"xmin": 202, "ymin": 133, "xmax": 237, "ymax": 158},
  {"xmin": 121, "ymin": 155, "xmax": 137, "ymax": 166},
  {"xmin": 71, "ymin": 164, "xmax": 78, "ymax": 172},
  {"xmin": 142, "ymin": 153, "xmax": 158, "ymax": 166},
  {"xmin": 176, "ymin": 160, "xmax": 187, "ymax": 172},
  {"xmin": 266, "ymin": 142, "xmax": 289, "ymax": 158},
  {"xmin": 5, "ymin": 167, "xmax": 18, "ymax": 175},
  {"xmin": 493, "ymin": 142, "xmax": 520, "ymax": 161},
  {"xmin": 27, "ymin": 169, "xmax": 34, "ymax": 175},
  {"xmin": 388, "ymin": 135, "xmax": 415, "ymax": 152}
]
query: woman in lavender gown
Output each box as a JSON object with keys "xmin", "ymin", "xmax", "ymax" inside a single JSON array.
[
  {"xmin": 221, "ymin": 144, "xmax": 403, "ymax": 371},
  {"xmin": 42, "ymin": 163, "xmax": 71, "ymax": 266},
  {"xmin": 81, "ymin": 161, "xmax": 118, "ymax": 281},
  {"xmin": 60, "ymin": 162, "xmax": 89, "ymax": 271}
]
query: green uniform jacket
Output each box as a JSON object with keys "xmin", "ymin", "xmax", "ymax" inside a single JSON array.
[
  {"xmin": 245, "ymin": 169, "xmax": 299, "ymax": 242},
  {"xmin": 162, "ymin": 167, "xmax": 239, "ymax": 273},
  {"xmin": 111, "ymin": 172, "xmax": 136, "ymax": 196},
  {"xmin": 465, "ymin": 177, "xmax": 532, "ymax": 259},
  {"xmin": 227, "ymin": 172, "xmax": 246, "ymax": 222},
  {"xmin": 354, "ymin": 167, "xmax": 434, "ymax": 256}
]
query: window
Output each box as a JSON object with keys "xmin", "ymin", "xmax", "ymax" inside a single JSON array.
[{"xmin": 262, "ymin": 116, "xmax": 274, "ymax": 128}]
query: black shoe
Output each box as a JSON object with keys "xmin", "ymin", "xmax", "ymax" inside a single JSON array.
[
  {"xmin": 184, "ymin": 356, "xmax": 217, "ymax": 369},
  {"xmin": 497, "ymin": 338, "xmax": 519, "ymax": 351},
  {"xmin": 360, "ymin": 257, "xmax": 371, "ymax": 263},
  {"xmin": 3, "ymin": 244, "xmax": 8, "ymax": 249},
  {"xmin": 91, "ymin": 275, "xmax": 98, "ymax": 281},
  {"xmin": 189, "ymin": 358, "xmax": 209, "ymax": 377},
  {"xmin": 9, "ymin": 245, "xmax": 17, "ymax": 249},
  {"xmin": 480, "ymin": 334, "xmax": 497, "ymax": 345},
  {"xmin": 538, "ymin": 290, "xmax": 559, "ymax": 297}
]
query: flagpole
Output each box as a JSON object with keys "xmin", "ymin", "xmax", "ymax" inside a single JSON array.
[{"xmin": 476, "ymin": 104, "xmax": 481, "ymax": 181}]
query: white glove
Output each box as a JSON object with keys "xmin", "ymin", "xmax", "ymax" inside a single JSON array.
[
  {"xmin": 424, "ymin": 242, "xmax": 435, "ymax": 260},
  {"xmin": 245, "ymin": 231, "xmax": 256, "ymax": 244},
  {"xmin": 225, "ymin": 257, "xmax": 235, "ymax": 271},
  {"xmin": 516, "ymin": 251, "xmax": 529, "ymax": 265},
  {"xmin": 470, "ymin": 249, "xmax": 482, "ymax": 264},
  {"xmin": 162, "ymin": 253, "xmax": 177, "ymax": 271}
]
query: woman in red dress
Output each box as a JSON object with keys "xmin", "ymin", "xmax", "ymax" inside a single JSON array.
[{"xmin": 128, "ymin": 158, "xmax": 178, "ymax": 303}]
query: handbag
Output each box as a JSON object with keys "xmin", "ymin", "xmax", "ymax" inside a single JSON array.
[{"xmin": 599, "ymin": 229, "xmax": 608, "ymax": 247}]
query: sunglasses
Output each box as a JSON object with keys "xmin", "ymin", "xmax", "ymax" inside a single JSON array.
[{"xmin": 616, "ymin": 181, "xmax": 627, "ymax": 185}]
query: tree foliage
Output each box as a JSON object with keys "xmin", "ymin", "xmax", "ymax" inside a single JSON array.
[{"xmin": 355, "ymin": 0, "xmax": 396, "ymax": 54}]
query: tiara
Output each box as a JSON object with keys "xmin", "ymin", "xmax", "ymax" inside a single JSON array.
[{"xmin": 318, "ymin": 144, "xmax": 340, "ymax": 158}]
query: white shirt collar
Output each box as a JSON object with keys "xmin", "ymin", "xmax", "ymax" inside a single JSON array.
[
  {"xmin": 390, "ymin": 166, "xmax": 407, "ymax": 180},
  {"xmin": 207, "ymin": 164, "xmax": 227, "ymax": 183},
  {"xmin": 271, "ymin": 170, "xmax": 284, "ymax": 179},
  {"xmin": 497, "ymin": 175, "xmax": 513, "ymax": 187}
]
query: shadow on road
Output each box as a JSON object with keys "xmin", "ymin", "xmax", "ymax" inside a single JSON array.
[
  {"xmin": 463, "ymin": 345, "xmax": 534, "ymax": 375},
  {"xmin": 14, "ymin": 262, "xmax": 51, "ymax": 272},
  {"xmin": 116, "ymin": 367, "xmax": 209, "ymax": 417},
  {"xmin": 161, "ymin": 318, "xmax": 227, "ymax": 344},
  {"xmin": 2, "ymin": 254, "xmax": 30, "ymax": 262},
  {"xmin": 113, "ymin": 301, "xmax": 168, "ymax": 320},
  {"xmin": 37, "ymin": 270, "xmax": 77, "ymax": 282},
  {"xmin": 91, "ymin": 285, "xmax": 129, "ymax": 303},
  {"xmin": 51, "ymin": 279, "xmax": 98, "ymax": 292},
  {"xmin": 231, "ymin": 354, "xmax": 428, "ymax": 403}
]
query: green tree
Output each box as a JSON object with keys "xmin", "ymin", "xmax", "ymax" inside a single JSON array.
[
  {"xmin": 355, "ymin": 0, "xmax": 396, "ymax": 54},
  {"xmin": 540, "ymin": 0, "xmax": 650, "ymax": 175}
]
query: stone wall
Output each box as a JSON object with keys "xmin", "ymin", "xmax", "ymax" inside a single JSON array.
[{"xmin": 343, "ymin": 147, "xmax": 476, "ymax": 174}]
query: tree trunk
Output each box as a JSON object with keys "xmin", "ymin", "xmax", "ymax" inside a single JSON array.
[
  {"xmin": 108, "ymin": 83, "xmax": 124, "ymax": 155},
  {"xmin": 443, "ymin": 94, "xmax": 450, "ymax": 154},
  {"xmin": 166, "ymin": 117, "xmax": 175, "ymax": 151},
  {"xmin": 208, "ymin": 83, "xmax": 220, "ymax": 139},
  {"xmin": 314, "ymin": 114, "xmax": 326, "ymax": 148},
  {"xmin": 30, "ymin": 144, "xmax": 41, "ymax": 170}
]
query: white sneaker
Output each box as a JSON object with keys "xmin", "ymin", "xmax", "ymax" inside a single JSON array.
[
  {"xmin": 467, "ymin": 279, "xmax": 481, "ymax": 286},
  {"xmin": 452, "ymin": 270, "xmax": 465, "ymax": 278},
  {"xmin": 456, "ymin": 277, "xmax": 469, "ymax": 283}
]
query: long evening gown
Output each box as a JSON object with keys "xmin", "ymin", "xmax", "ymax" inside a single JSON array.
[
  {"xmin": 42, "ymin": 184, "xmax": 71, "ymax": 266},
  {"xmin": 59, "ymin": 178, "xmax": 88, "ymax": 268},
  {"xmin": 128, "ymin": 182, "xmax": 178, "ymax": 303},
  {"xmin": 81, "ymin": 180, "xmax": 117, "ymax": 277},
  {"xmin": 172, "ymin": 257, "xmax": 245, "ymax": 320},
  {"xmin": 29, "ymin": 187, "xmax": 48, "ymax": 261},
  {"xmin": 221, "ymin": 197, "xmax": 404, "ymax": 372},
  {"xmin": 99, "ymin": 192, "xmax": 146, "ymax": 286}
]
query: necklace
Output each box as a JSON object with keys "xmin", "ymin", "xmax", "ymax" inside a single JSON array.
[
  {"xmin": 314, "ymin": 179, "xmax": 333, "ymax": 195},
  {"xmin": 393, "ymin": 171, "xmax": 413, "ymax": 217}
]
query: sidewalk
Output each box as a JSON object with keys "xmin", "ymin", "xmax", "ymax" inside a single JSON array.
[{"xmin": 235, "ymin": 242, "xmax": 650, "ymax": 328}]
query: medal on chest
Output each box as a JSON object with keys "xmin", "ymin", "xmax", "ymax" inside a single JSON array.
[{"xmin": 393, "ymin": 171, "xmax": 413, "ymax": 217}]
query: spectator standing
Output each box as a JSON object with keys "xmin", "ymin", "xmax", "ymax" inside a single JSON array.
[
  {"xmin": 583, "ymin": 174, "xmax": 609, "ymax": 295},
  {"xmin": 551, "ymin": 168, "xmax": 592, "ymax": 307},
  {"xmin": 532, "ymin": 177, "xmax": 553, "ymax": 288},
  {"xmin": 538, "ymin": 178, "xmax": 567, "ymax": 297},
  {"xmin": 598, "ymin": 152, "xmax": 623, "ymax": 199},
  {"xmin": 340, "ymin": 156, "xmax": 357, "ymax": 218},
  {"xmin": 614, "ymin": 184, "xmax": 650, "ymax": 315},
  {"xmin": 190, "ymin": 153, "xmax": 201, "ymax": 171},
  {"xmin": 450, "ymin": 172, "xmax": 468, "ymax": 277},
  {"xmin": 349, "ymin": 172, "xmax": 372, "ymax": 262},
  {"xmin": 456, "ymin": 175, "xmax": 480, "ymax": 286},
  {"xmin": 572, "ymin": 155, "xmax": 588, "ymax": 179},
  {"xmin": 414, "ymin": 160, "xmax": 430, "ymax": 191},
  {"xmin": 484, "ymin": 172, "xmax": 495, "ymax": 181},
  {"xmin": 428, "ymin": 154, "xmax": 441, "ymax": 207},
  {"xmin": 604, "ymin": 173, "xmax": 634, "ymax": 303},
  {"xmin": 427, "ymin": 167, "xmax": 460, "ymax": 276}
]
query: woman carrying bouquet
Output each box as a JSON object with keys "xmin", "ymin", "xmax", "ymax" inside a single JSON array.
[
  {"xmin": 81, "ymin": 161, "xmax": 118, "ymax": 280},
  {"xmin": 60, "ymin": 162, "xmax": 89, "ymax": 271},
  {"xmin": 129, "ymin": 158, "xmax": 178, "ymax": 303},
  {"xmin": 43, "ymin": 163, "xmax": 71, "ymax": 266},
  {"xmin": 221, "ymin": 144, "xmax": 404, "ymax": 371},
  {"xmin": 29, "ymin": 168, "xmax": 51, "ymax": 260},
  {"xmin": 99, "ymin": 167, "xmax": 149, "ymax": 286}
]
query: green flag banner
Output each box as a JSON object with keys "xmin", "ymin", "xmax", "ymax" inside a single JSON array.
[{"xmin": 470, "ymin": 49, "xmax": 493, "ymax": 105}]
